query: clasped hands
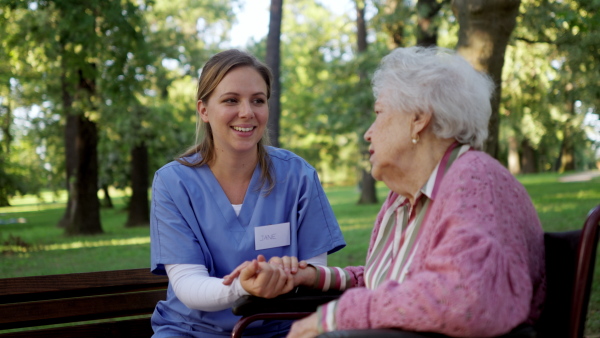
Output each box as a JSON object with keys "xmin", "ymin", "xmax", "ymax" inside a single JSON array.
[
  {"xmin": 222, "ymin": 255, "xmax": 321, "ymax": 337},
  {"xmin": 222, "ymin": 254, "xmax": 311, "ymax": 298}
]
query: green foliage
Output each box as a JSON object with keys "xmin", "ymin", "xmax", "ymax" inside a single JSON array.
[
  {"xmin": 0, "ymin": 0, "xmax": 236, "ymax": 197},
  {"xmin": 277, "ymin": 0, "xmax": 357, "ymax": 183},
  {"xmin": 275, "ymin": 0, "xmax": 391, "ymax": 184},
  {"xmin": 502, "ymin": 0, "xmax": 600, "ymax": 172}
]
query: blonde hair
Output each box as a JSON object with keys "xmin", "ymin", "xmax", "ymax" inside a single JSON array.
[{"xmin": 177, "ymin": 49, "xmax": 275, "ymax": 193}]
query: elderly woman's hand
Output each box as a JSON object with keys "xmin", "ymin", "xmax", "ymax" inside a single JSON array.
[
  {"xmin": 287, "ymin": 312, "xmax": 320, "ymax": 338},
  {"xmin": 268, "ymin": 255, "xmax": 308, "ymax": 274}
]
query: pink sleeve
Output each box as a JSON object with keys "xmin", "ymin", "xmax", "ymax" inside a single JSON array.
[
  {"xmin": 343, "ymin": 266, "xmax": 365, "ymax": 288},
  {"xmin": 329, "ymin": 154, "xmax": 545, "ymax": 337}
]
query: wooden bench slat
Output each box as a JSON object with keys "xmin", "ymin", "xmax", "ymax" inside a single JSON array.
[
  {"xmin": 0, "ymin": 316, "xmax": 154, "ymax": 338},
  {"xmin": 0, "ymin": 268, "xmax": 169, "ymax": 304},
  {"xmin": 0, "ymin": 268, "xmax": 168, "ymax": 296},
  {"xmin": 0, "ymin": 290, "xmax": 165, "ymax": 330},
  {"xmin": 0, "ymin": 268, "xmax": 168, "ymax": 337}
]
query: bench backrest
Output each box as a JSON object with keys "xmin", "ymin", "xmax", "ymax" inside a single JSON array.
[
  {"xmin": 0, "ymin": 268, "xmax": 168, "ymax": 337},
  {"xmin": 536, "ymin": 204, "xmax": 600, "ymax": 338}
]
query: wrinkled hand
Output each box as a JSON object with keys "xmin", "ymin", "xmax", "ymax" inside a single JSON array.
[
  {"xmin": 268, "ymin": 256, "xmax": 307, "ymax": 274},
  {"xmin": 287, "ymin": 312, "xmax": 319, "ymax": 338},
  {"xmin": 239, "ymin": 259, "xmax": 295, "ymax": 298},
  {"xmin": 222, "ymin": 255, "xmax": 267, "ymax": 285},
  {"xmin": 291, "ymin": 265, "xmax": 317, "ymax": 288}
]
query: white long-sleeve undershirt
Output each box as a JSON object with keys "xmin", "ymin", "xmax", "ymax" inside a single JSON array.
[{"xmin": 166, "ymin": 253, "xmax": 327, "ymax": 312}]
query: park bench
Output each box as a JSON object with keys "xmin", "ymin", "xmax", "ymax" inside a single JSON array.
[{"xmin": 0, "ymin": 268, "xmax": 168, "ymax": 338}]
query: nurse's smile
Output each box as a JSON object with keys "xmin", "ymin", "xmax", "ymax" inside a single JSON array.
[
  {"xmin": 232, "ymin": 125, "xmax": 256, "ymax": 136},
  {"xmin": 232, "ymin": 126, "xmax": 254, "ymax": 132}
]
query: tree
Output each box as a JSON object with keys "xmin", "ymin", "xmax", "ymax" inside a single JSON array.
[
  {"xmin": 373, "ymin": 0, "xmax": 410, "ymax": 48},
  {"xmin": 355, "ymin": 0, "xmax": 378, "ymax": 205},
  {"xmin": 0, "ymin": 7, "xmax": 46, "ymax": 206},
  {"xmin": 125, "ymin": 140, "xmax": 149, "ymax": 227},
  {"xmin": 452, "ymin": 0, "xmax": 521, "ymax": 159},
  {"xmin": 0, "ymin": 94, "xmax": 14, "ymax": 207},
  {"xmin": 0, "ymin": 0, "xmax": 151, "ymax": 234},
  {"xmin": 501, "ymin": 0, "xmax": 600, "ymax": 173},
  {"xmin": 416, "ymin": 0, "xmax": 449, "ymax": 46},
  {"xmin": 266, "ymin": 0, "xmax": 283, "ymax": 148},
  {"xmin": 501, "ymin": 41, "xmax": 557, "ymax": 173},
  {"xmin": 117, "ymin": 0, "xmax": 234, "ymax": 227}
]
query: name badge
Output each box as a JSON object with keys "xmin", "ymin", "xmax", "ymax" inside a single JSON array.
[{"xmin": 254, "ymin": 222, "xmax": 291, "ymax": 250}]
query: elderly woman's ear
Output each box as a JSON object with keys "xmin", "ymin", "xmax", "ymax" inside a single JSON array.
[{"xmin": 410, "ymin": 110, "xmax": 432, "ymax": 138}]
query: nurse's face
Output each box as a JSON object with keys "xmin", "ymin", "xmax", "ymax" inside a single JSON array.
[{"xmin": 198, "ymin": 66, "xmax": 269, "ymax": 156}]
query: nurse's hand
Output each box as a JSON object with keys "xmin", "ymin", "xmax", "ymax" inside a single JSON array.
[
  {"xmin": 222, "ymin": 254, "xmax": 268, "ymax": 285},
  {"xmin": 287, "ymin": 312, "xmax": 319, "ymax": 338},
  {"xmin": 268, "ymin": 256, "xmax": 308, "ymax": 274},
  {"xmin": 239, "ymin": 259, "xmax": 295, "ymax": 298}
]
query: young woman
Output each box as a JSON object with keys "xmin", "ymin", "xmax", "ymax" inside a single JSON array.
[{"xmin": 149, "ymin": 49, "xmax": 345, "ymax": 338}]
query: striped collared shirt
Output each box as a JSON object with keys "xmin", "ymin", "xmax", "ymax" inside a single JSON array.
[{"xmin": 315, "ymin": 143, "xmax": 470, "ymax": 332}]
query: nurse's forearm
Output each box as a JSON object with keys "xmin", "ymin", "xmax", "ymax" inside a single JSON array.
[{"xmin": 165, "ymin": 264, "xmax": 250, "ymax": 312}]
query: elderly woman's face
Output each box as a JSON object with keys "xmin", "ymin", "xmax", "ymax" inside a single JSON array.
[{"xmin": 364, "ymin": 94, "xmax": 414, "ymax": 181}]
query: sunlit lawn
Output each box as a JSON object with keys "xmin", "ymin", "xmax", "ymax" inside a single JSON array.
[{"xmin": 1, "ymin": 172, "xmax": 599, "ymax": 335}]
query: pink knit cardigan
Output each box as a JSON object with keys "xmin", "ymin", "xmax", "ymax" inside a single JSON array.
[{"xmin": 334, "ymin": 150, "xmax": 546, "ymax": 337}]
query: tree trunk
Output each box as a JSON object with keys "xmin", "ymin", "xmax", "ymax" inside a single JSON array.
[
  {"xmin": 356, "ymin": 1, "xmax": 367, "ymax": 52},
  {"xmin": 65, "ymin": 65, "xmax": 102, "ymax": 235},
  {"xmin": 266, "ymin": 0, "xmax": 283, "ymax": 148},
  {"xmin": 452, "ymin": 0, "xmax": 521, "ymax": 159},
  {"xmin": 0, "ymin": 97, "xmax": 12, "ymax": 207},
  {"xmin": 66, "ymin": 114, "xmax": 102, "ymax": 235},
  {"xmin": 355, "ymin": 0, "xmax": 378, "ymax": 205},
  {"xmin": 1, "ymin": 97, "xmax": 12, "ymax": 155},
  {"xmin": 0, "ymin": 144, "xmax": 9, "ymax": 206},
  {"xmin": 417, "ymin": 0, "xmax": 446, "ymax": 47},
  {"xmin": 102, "ymin": 184, "xmax": 113, "ymax": 208},
  {"xmin": 520, "ymin": 138, "xmax": 537, "ymax": 173},
  {"xmin": 380, "ymin": 0, "xmax": 406, "ymax": 48},
  {"xmin": 126, "ymin": 142, "xmax": 150, "ymax": 227},
  {"xmin": 358, "ymin": 156, "xmax": 378, "ymax": 204},
  {"xmin": 0, "ymin": 189, "xmax": 8, "ymax": 207},
  {"xmin": 57, "ymin": 69, "xmax": 77, "ymax": 228},
  {"xmin": 0, "ymin": 156, "xmax": 10, "ymax": 206},
  {"xmin": 559, "ymin": 99, "xmax": 576, "ymax": 172}
]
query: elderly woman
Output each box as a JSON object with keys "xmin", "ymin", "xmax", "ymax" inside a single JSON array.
[{"xmin": 284, "ymin": 46, "xmax": 546, "ymax": 337}]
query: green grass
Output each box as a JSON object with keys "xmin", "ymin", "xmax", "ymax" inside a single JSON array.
[
  {"xmin": 0, "ymin": 192, "xmax": 150, "ymax": 277},
  {"xmin": 1, "ymin": 172, "xmax": 599, "ymax": 335}
]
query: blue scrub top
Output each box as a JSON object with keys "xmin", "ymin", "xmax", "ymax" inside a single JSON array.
[{"xmin": 150, "ymin": 147, "xmax": 346, "ymax": 337}]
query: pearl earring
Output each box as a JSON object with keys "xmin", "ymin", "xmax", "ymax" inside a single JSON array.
[{"xmin": 411, "ymin": 134, "xmax": 419, "ymax": 144}]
